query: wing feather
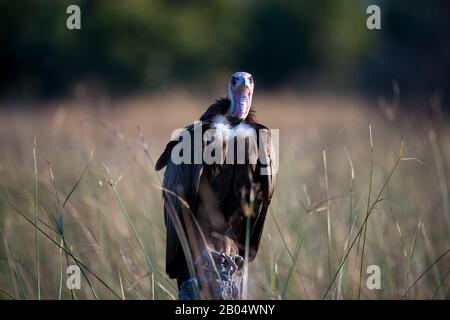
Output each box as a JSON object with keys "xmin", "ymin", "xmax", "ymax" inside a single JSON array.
[
  {"xmin": 158, "ymin": 124, "xmax": 206, "ymax": 279},
  {"xmin": 247, "ymin": 124, "xmax": 276, "ymax": 260}
]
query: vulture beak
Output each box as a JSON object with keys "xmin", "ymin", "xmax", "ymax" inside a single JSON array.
[
  {"xmin": 241, "ymin": 78, "xmax": 251, "ymax": 90},
  {"xmin": 228, "ymin": 71, "xmax": 254, "ymax": 119},
  {"xmin": 237, "ymin": 79, "xmax": 251, "ymax": 94}
]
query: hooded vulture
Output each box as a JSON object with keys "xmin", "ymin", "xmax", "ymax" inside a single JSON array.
[{"xmin": 155, "ymin": 71, "xmax": 276, "ymax": 298}]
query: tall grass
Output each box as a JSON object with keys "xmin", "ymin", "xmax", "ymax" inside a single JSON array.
[
  {"xmin": 0, "ymin": 94, "xmax": 449, "ymax": 299},
  {"xmin": 358, "ymin": 125, "xmax": 374, "ymax": 299}
]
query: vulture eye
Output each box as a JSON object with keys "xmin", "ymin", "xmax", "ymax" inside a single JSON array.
[
  {"xmin": 249, "ymin": 76, "xmax": 253, "ymax": 84},
  {"xmin": 231, "ymin": 77, "xmax": 237, "ymax": 85}
]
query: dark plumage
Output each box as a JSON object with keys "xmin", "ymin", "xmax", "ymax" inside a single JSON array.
[{"xmin": 156, "ymin": 74, "xmax": 276, "ymax": 299}]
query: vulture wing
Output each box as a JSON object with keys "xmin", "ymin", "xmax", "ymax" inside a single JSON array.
[
  {"xmin": 155, "ymin": 123, "xmax": 204, "ymax": 280},
  {"xmin": 247, "ymin": 123, "xmax": 276, "ymax": 261}
]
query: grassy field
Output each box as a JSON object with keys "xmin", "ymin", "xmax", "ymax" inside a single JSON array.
[{"xmin": 0, "ymin": 93, "xmax": 449, "ymax": 300}]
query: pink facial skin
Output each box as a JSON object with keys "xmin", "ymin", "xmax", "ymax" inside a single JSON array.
[
  {"xmin": 228, "ymin": 72, "xmax": 254, "ymax": 120},
  {"xmin": 232, "ymin": 87, "xmax": 253, "ymax": 118}
]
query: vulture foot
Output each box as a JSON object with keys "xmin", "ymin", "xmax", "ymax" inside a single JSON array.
[{"xmin": 178, "ymin": 250, "xmax": 244, "ymax": 300}]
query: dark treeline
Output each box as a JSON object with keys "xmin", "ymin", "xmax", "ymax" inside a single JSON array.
[{"xmin": 0, "ymin": 0, "xmax": 449, "ymax": 107}]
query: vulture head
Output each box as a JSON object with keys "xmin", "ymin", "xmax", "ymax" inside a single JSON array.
[{"xmin": 228, "ymin": 71, "xmax": 254, "ymax": 119}]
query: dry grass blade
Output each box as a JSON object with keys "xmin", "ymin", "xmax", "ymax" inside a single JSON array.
[
  {"xmin": 48, "ymin": 151, "xmax": 98, "ymax": 299},
  {"xmin": 62, "ymin": 149, "xmax": 94, "ymax": 209},
  {"xmin": 104, "ymin": 165, "xmax": 161, "ymax": 298},
  {"xmin": 323, "ymin": 156, "xmax": 401, "ymax": 299},
  {"xmin": 4, "ymin": 197, "xmax": 122, "ymax": 299},
  {"xmin": 322, "ymin": 148, "xmax": 332, "ymax": 282},
  {"xmin": 401, "ymin": 249, "xmax": 450, "ymax": 299},
  {"xmin": 432, "ymin": 268, "xmax": 450, "ymax": 299},
  {"xmin": 0, "ymin": 287, "xmax": 16, "ymax": 300},
  {"xmin": 344, "ymin": 146, "xmax": 355, "ymax": 236},
  {"xmin": 271, "ymin": 255, "xmax": 281, "ymax": 299},
  {"xmin": 358, "ymin": 125, "xmax": 374, "ymax": 299},
  {"xmin": 0, "ymin": 230, "xmax": 27, "ymax": 299},
  {"xmin": 33, "ymin": 137, "xmax": 40, "ymax": 300},
  {"xmin": 271, "ymin": 210, "xmax": 294, "ymax": 261},
  {"xmin": 118, "ymin": 268, "xmax": 126, "ymax": 300},
  {"xmin": 282, "ymin": 216, "xmax": 307, "ymax": 297}
]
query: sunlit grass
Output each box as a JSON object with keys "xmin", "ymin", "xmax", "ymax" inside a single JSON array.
[{"xmin": 0, "ymin": 93, "xmax": 449, "ymax": 300}]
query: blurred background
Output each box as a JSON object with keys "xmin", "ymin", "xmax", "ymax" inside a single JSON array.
[
  {"xmin": 1, "ymin": 0, "xmax": 449, "ymax": 106},
  {"xmin": 0, "ymin": 1, "xmax": 449, "ymax": 300}
]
